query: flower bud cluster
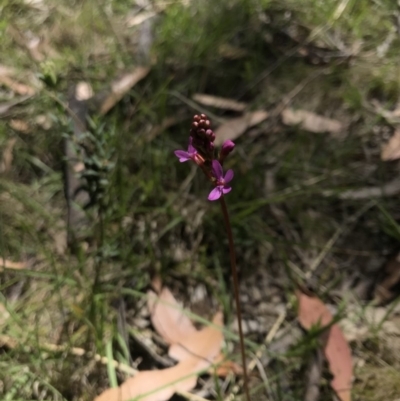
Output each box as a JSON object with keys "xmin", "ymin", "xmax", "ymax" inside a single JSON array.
[
  {"xmin": 189, "ymin": 114, "xmax": 216, "ymax": 161},
  {"xmin": 189, "ymin": 114, "xmax": 235, "ymax": 165}
]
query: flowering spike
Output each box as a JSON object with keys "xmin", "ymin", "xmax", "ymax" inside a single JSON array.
[
  {"xmin": 174, "ymin": 114, "xmax": 249, "ymax": 401},
  {"xmin": 175, "ymin": 114, "xmax": 234, "ymax": 200}
]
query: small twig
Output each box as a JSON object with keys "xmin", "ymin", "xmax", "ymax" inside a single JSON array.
[
  {"xmin": 0, "ymin": 334, "xmax": 136, "ymax": 375},
  {"xmin": 177, "ymin": 390, "xmax": 211, "ymax": 401},
  {"xmin": 247, "ymin": 308, "xmax": 286, "ymax": 373},
  {"xmin": 253, "ymin": 357, "xmax": 273, "ymax": 400},
  {"xmin": 265, "ymin": 309, "xmax": 287, "ymax": 345},
  {"xmin": 219, "ymin": 196, "xmax": 251, "ymax": 401}
]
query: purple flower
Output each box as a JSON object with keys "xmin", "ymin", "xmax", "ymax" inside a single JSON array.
[
  {"xmin": 174, "ymin": 138, "xmax": 198, "ymax": 163},
  {"xmin": 208, "ymin": 160, "xmax": 234, "ymax": 201}
]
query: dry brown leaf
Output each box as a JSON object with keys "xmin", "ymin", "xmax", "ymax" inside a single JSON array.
[
  {"xmin": 0, "ymin": 258, "xmax": 26, "ymax": 271},
  {"xmin": 126, "ymin": 11, "xmax": 157, "ymax": 27},
  {"xmin": 10, "ymin": 119, "xmax": 30, "ymax": 133},
  {"xmin": 168, "ymin": 312, "xmax": 223, "ymax": 361},
  {"xmin": 296, "ymin": 290, "xmax": 352, "ymax": 401},
  {"xmin": 325, "ymin": 325, "xmax": 352, "ymax": 401},
  {"xmin": 148, "ymin": 278, "xmax": 223, "ymax": 354},
  {"xmin": 282, "ymin": 108, "xmax": 343, "ymax": 135},
  {"xmin": 331, "ymin": 178, "xmax": 400, "ymax": 200},
  {"xmin": 147, "ymin": 287, "xmax": 197, "ymax": 345},
  {"xmin": 0, "ymin": 75, "xmax": 35, "ymax": 96},
  {"xmin": 0, "ymin": 64, "xmax": 35, "ymax": 96},
  {"xmin": 192, "ymin": 93, "xmax": 247, "ymax": 112},
  {"xmin": 0, "ymin": 65, "xmax": 15, "ymax": 78},
  {"xmin": 0, "ymin": 138, "xmax": 17, "ymax": 173},
  {"xmin": 381, "ymin": 130, "xmax": 400, "ymax": 161},
  {"xmin": 148, "ymin": 281, "xmax": 241, "ymax": 377},
  {"xmin": 100, "ymin": 66, "xmax": 150, "ymax": 114},
  {"xmin": 95, "ymin": 281, "xmax": 239, "ymax": 401},
  {"xmin": 214, "ymin": 110, "xmax": 268, "ymax": 146},
  {"xmin": 94, "ymin": 361, "xmax": 197, "ymax": 401},
  {"xmin": 94, "ymin": 313, "xmax": 223, "ymax": 401},
  {"xmin": 296, "ymin": 290, "xmax": 333, "ymax": 328},
  {"xmin": 212, "ymin": 354, "xmax": 243, "ymax": 376}
]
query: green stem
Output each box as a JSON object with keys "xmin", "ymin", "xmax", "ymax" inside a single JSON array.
[
  {"xmin": 219, "ymin": 196, "xmax": 251, "ymax": 401},
  {"xmin": 90, "ymin": 206, "xmax": 105, "ymax": 346}
]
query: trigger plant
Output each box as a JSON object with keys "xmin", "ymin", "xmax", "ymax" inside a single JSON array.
[{"xmin": 175, "ymin": 114, "xmax": 251, "ymax": 401}]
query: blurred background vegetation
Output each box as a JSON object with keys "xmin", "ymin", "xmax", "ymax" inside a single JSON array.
[{"xmin": 1, "ymin": 0, "xmax": 400, "ymax": 399}]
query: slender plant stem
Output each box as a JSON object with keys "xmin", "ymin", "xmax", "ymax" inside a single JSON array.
[
  {"xmin": 90, "ymin": 207, "xmax": 105, "ymax": 346},
  {"xmin": 219, "ymin": 196, "xmax": 251, "ymax": 401}
]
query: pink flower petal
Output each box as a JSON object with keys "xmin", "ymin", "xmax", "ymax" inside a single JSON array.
[
  {"xmin": 212, "ymin": 160, "xmax": 223, "ymax": 179},
  {"xmin": 222, "ymin": 186, "xmax": 231, "ymax": 194},
  {"xmin": 174, "ymin": 150, "xmax": 191, "ymax": 162},
  {"xmin": 188, "ymin": 138, "xmax": 196, "ymax": 154},
  {"xmin": 224, "ymin": 169, "xmax": 234, "ymax": 183},
  {"xmin": 208, "ymin": 187, "xmax": 222, "ymax": 201}
]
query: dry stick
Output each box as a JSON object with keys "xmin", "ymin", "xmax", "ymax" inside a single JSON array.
[{"xmin": 219, "ymin": 196, "xmax": 251, "ymax": 401}]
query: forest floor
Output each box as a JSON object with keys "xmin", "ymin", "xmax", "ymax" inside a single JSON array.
[{"xmin": 1, "ymin": 0, "xmax": 400, "ymax": 400}]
